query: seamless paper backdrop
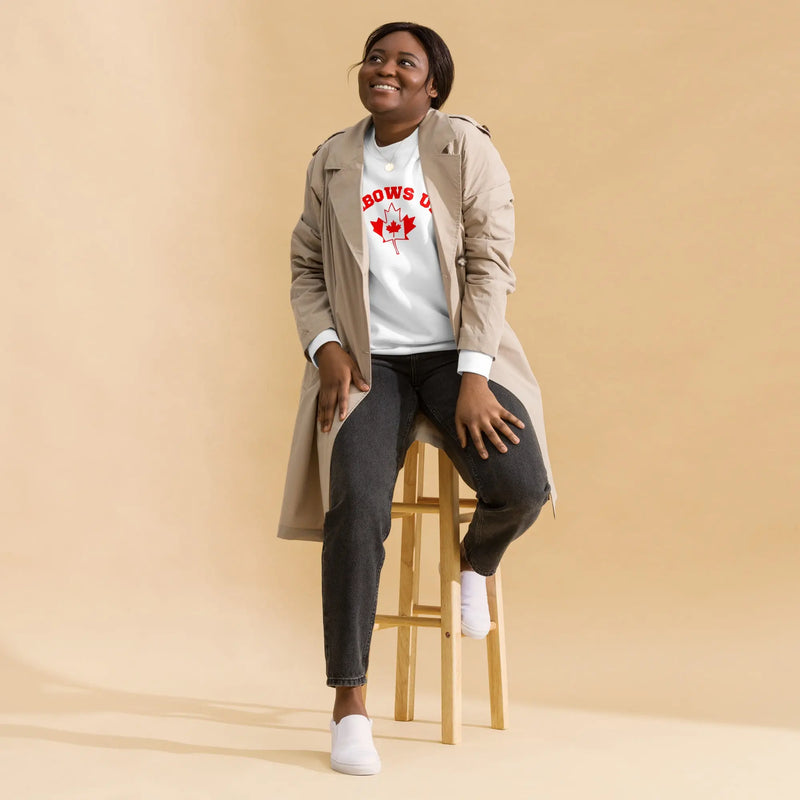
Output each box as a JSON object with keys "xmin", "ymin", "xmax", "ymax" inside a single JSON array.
[{"xmin": 1, "ymin": 0, "xmax": 798, "ymax": 736}]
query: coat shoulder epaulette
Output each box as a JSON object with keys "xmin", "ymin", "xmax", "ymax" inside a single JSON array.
[
  {"xmin": 312, "ymin": 129, "xmax": 346, "ymax": 156},
  {"xmin": 447, "ymin": 114, "xmax": 491, "ymax": 137}
]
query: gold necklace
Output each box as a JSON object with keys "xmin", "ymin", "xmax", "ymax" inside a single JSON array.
[{"xmin": 372, "ymin": 130, "xmax": 407, "ymax": 172}]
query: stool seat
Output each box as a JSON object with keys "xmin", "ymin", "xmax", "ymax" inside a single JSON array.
[{"xmin": 370, "ymin": 427, "xmax": 509, "ymax": 745}]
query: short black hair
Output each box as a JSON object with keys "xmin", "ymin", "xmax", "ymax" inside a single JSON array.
[{"xmin": 358, "ymin": 22, "xmax": 454, "ymax": 109}]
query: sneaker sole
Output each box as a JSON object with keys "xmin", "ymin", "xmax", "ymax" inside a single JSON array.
[{"xmin": 330, "ymin": 756, "xmax": 382, "ymax": 775}]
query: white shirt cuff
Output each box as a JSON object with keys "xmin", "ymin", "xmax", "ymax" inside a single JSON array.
[
  {"xmin": 457, "ymin": 350, "xmax": 493, "ymax": 379},
  {"xmin": 307, "ymin": 329, "xmax": 342, "ymax": 367}
]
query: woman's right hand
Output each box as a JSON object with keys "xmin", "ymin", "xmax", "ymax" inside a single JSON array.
[{"xmin": 316, "ymin": 343, "xmax": 370, "ymax": 432}]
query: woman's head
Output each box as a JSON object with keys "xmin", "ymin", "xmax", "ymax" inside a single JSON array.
[{"xmin": 356, "ymin": 22, "xmax": 454, "ymax": 115}]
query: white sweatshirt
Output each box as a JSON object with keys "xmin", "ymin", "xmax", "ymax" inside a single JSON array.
[{"xmin": 308, "ymin": 125, "xmax": 492, "ymax": 378}]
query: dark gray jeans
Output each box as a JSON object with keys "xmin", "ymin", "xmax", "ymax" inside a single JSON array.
[{"xmin": 321, "ymin": 350, "xmax": 550, "ymax": 687}]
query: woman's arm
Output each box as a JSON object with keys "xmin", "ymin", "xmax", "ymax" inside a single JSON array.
[
  {"xmin": 289, "ymin": 156, "xmax": 337, "ymax": 355},
  {"xmin": 454, "ymin": 122, "xmax": 524, "ymax": 458},
  {"xmin": 289, "ymin": 152, "xmax": 368, "ymax": 432},
  {"xmin": 457, "ymin": 124, "xmax": 516, "ymax": 359}
]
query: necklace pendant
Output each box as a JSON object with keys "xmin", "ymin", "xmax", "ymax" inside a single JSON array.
[{"xmin": 385, "ymin": 162, "xmax": 395, "ymax": 172}]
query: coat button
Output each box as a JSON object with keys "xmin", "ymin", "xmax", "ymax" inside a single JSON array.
[{"xmin": 456, "ymin": 257, "xmax": 467, "ymax": 267}]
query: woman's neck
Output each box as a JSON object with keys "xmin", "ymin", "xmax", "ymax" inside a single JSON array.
[{"xmin": 371, "ymin": 111, "xmax": 430, "ymax": 146}]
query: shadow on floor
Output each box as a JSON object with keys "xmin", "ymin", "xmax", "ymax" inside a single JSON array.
[{"xmin": 0, "ymin": 642, "xmax": 485, "ymax": 760}]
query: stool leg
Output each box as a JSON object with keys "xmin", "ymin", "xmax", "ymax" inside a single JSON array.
[
  {"xmin": 395, "ymin": 443, "xmax": 421, "ymax": 721},
  {"xmin": 438, "ymin": 450, "xmax": 462, "ymax": 744},
  {"xmin": 486, "ymin": 569, "xmax": 509, "ymax": 729}
]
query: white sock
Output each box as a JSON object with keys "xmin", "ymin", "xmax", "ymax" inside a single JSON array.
[{"xmin": 460, "ymin": 569, "xmax": 491, "ymax": 639}]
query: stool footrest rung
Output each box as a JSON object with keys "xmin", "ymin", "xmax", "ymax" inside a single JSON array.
[
  {"xmin": 374, "ymin": 613, "xmax": 497, "ymax": 633},
  {"xmin": 374, "ymin": 613, "xmax": 441, "ymax": 630},
  {"xmin": 391, "ymin": 497, "xmax": 477, "ymax": 512},
  {"xmin": 392, "ymin": 511, "xmax": 475, "ymax": 524},
  {"xmin": 417, "ymin": 495, "xmax": 478, "ymax": 509},
  {"xmin": 391, "ymin": 503, "xmax": 475, "ymax": 523}
]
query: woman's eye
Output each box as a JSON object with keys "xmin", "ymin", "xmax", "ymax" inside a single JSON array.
[{"xmin": 400, "ymin": 59, "xmax": 415, "ymax": 67}]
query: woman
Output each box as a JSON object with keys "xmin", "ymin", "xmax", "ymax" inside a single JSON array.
[{"xmin": 279, "ymin": 22, "xmax": 557, "ymax": 775}]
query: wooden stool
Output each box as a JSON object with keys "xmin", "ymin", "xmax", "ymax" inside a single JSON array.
[{"xmin": 370, "ymin": 437, "xmax": 509, "ymax": 744}]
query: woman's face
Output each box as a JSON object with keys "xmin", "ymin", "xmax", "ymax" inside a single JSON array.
[{"xmin": 357, "ymin": 31, "xmax": 437, "ymax": 122}]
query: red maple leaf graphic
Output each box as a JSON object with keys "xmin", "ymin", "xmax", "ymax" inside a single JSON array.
[{"xmin": 370, "ymin": 203, "xmax": 416, "ymax": 255}]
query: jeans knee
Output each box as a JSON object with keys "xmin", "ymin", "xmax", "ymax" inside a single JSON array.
[
  {"xmin": 531, "ymin": 477, "xmax": 551, "ymax": 510},
  {"xmin": 502, "ymin": 475, "xmax": 550, "ymax": 528},
  {"xmin": 326, "ymin": 480, "xmax": 393, "ymax": 545}
]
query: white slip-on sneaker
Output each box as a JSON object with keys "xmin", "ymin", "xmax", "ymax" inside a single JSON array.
[
  {"xmin": 330, "ymin": 714, "xmax": 381, "ymax": 775},
  {"xmin": 459, "ymin": 569, "xmax": 492, "ymax": 639}
]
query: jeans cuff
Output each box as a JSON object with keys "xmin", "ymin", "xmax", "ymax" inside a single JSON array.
[
  {"xmin": 463, "ymin": 537, "xmax": 496, "ymax": 577},
  {"xmin": 327, "ymin": 676, "xmax": 367, "ymax": 687}
]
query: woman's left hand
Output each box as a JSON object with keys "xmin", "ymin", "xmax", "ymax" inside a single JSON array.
[{"xmin": 455, "ymin": 373, "xmax": 525, "ymax": 460}]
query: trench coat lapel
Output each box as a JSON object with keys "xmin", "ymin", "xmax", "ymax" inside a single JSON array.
[
  {"xmin": 325, "ymin": 118, "xmax": 371, "ymax": 274},
  {"xmin": 326, "ymin": 111, "xmax": 462, "ymax": 283}
]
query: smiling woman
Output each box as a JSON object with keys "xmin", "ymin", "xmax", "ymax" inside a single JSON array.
[
  {"xmin": 279, "ymin": 21, "xmax": 557, "ymax": 776},
  {"xmin": 354, "ymin": 23, "xmax": 454, "ymax": 145}
]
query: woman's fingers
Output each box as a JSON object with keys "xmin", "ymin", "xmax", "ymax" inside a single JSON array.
[
  {"xmin": 318, "ymin": 371, "xmax": 370, "ymax": 432},
  {"xmin": 483, "ymin": 423, "xmax": 508, "ymax": 454},
  {"xmin": 337, "ymin": 377, "xmax": 351, "ymax": 420},
  {"xmin": 455, "ymin": 375, "xmax": 527, "ymax": 457},
  {"xmin": 318, "ymin": 376, "xmax": 351, "ymax": 431},
  {"xmin": 466, "ymin": 412, "xmax": 523, "ymax": 457},
  {"xmin": 316, "ymin": 346, "xmax": 370, "ymax": 433},
  {"xmin": 469, "ymin": 424, "xmax": 489, "ymax": 460},
  {"xmin": 317, "ymin": 387, "xmax": 338, "ymax": 432},
  {"xmin": 501, "ymin": 408, "xmax": 525, "ymax": 430},
  {"xmin": 339, "ymin": 363, "xmax": 371, "ymax": 418},
  {"xmin": 494, "ymin": 418, "xmax": 520, "ymax": 445},
  {"xmin": 351, "ymin": 364, "xmax": 370, "ymax": 393},
  {"xmin": 456, "ymin": 418, "xmax": 468, "ymax": 449}
]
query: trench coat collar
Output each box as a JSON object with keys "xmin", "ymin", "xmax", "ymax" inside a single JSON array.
[{"xmin": 324, "ymin": 109, "xmax": 462, "ymax": 276}]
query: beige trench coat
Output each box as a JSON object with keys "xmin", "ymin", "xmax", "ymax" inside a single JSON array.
[{"xmin": 278, "ymin": 108, "xmax": 557, "ymax": 541}]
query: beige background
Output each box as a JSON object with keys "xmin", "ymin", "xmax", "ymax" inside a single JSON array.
[{"xmin": 1, "ymin": 1, "xmax": 798, "ymax": 797}]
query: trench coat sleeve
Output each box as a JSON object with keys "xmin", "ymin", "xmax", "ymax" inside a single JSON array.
[
  {"xmin": 289, "ymin": 154, "xmax": 335, "ymax": 358},
  {"xmin": 457, "ymin": 124, "xmax": 517, "ymax": 359}
]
